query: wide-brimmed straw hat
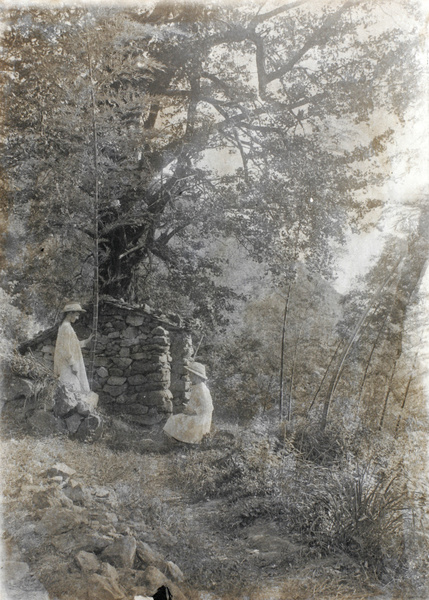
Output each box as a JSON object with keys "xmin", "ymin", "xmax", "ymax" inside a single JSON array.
[
  {"xmin": 62, "ymin": 302, "xmax": 86, "ymax": 313},
  {"xmin": 184, "ymin": 361, "xmax": 207, "ymax": 380}
]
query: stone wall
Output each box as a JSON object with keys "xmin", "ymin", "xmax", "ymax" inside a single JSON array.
[{"xmin": 22, "ymin": 300, "xmax": 195, "ymax": 426}]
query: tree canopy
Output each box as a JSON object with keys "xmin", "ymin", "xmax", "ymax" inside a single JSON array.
[{"xmin": 1, "ymin": 1, "xmax": 421, "ymax": 325}]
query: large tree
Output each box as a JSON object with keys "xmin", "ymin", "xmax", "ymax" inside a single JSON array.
[{"xmin": 1, "ymin": 1, "xmax": 420, "ymax": 324}]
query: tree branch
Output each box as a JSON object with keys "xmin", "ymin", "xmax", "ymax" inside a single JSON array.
[
  {"xmin": 155, "ymin": 220, "xmax": 193, "ymax": 247},
  {"xmin": 249, "ymin": 0, "xmax": 309, "ymax": 28},
  {"xmin": 266, "ymin": 0, "xmax": 364, "ymax": 85}
]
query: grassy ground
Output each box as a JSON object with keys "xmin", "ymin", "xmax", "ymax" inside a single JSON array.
[{"xmin": 0, "ymin": 404, "xmax": 426, "ymax": 600}]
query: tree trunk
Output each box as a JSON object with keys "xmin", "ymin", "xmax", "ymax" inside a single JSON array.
[{"xmin": 279, "ymin": 284, "xmax": 292, "ymax": 422}]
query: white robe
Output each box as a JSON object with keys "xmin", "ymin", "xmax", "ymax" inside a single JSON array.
[
  {"xmin": 54, "ymin": 322, "xmax": 98, "ymax": 408},
  {"xmin": 163, "ymin": 382, "xmax": 213, "ymax": 444}
]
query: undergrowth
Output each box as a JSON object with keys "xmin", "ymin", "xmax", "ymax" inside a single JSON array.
[{"xmin": 172, "ymin": 424, "xmax": 412, "ymax": 580}]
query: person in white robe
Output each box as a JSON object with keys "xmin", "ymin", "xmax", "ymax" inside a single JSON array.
[
  {"xmin": 163, "ymin": 362, "xmax": 213, "ymax": 444},
  {"xmin": 53, "ymin": 302, "xmax": 98, "ymax": 409}
]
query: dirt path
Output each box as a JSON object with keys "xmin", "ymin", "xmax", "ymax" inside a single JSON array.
[
  {"xmin": 137, "ymin": 451, "xmax": 386, "ymax": 600},
  {"xmin": 0, "ymin": 417, "xmax": 400, "ymax": 600}
]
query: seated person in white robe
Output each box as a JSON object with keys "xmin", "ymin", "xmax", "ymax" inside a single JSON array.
[
  {"xmin": 163, "ymin": 361, "xmax": 213, "ymax": 444},
  {"xmin": 53, "ymin": 302, "xmax": 98, "ymax": 409}
]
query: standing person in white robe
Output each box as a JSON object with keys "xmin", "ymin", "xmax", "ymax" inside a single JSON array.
[
  {"xmin": 163, "ymin": 362, "xmax": 213, "ymax": 444},
  {"xmin": 53, "ymin": 302, "xmax": 98, "ymax": 409}
]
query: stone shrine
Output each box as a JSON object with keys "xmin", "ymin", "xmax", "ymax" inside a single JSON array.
[{"xmin": 19, "ymin": 298, "xmax": 197, "ymax": 427}]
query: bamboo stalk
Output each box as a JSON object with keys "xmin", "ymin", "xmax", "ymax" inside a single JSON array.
[
  {"xmin": 320, "ymin": 256, "xmax": 403, "ymax": 430},
  {"xmin": 279, "ymin": 283, "xmax": 292, "ymax": 422},
  {"xmin": 378, "ymin": 359, "xmax": 397, "ymax": 431},
  {"xmin": 395, "ymin": 350, "xmax": 419, "ymax": 436},
  {"xmin": 287, "ymin": 319, "xmax": 305, "ymax": 422},
  {"xmin": 356, "ymin": 303, "xmax": 393, "ymax": 407},
  {"xmin": 306, "ymin": 339, "xmax": 341, "ymax": 415}
]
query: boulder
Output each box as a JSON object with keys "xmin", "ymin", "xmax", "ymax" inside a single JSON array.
[
  {"xmin": 32, "ymin": 487, "xmax": 72, "ymax": 510},
  {"xmin": 100, "ymin": 562, "xmax": 119, "ymax": 581},
  {"xmin": 74, "ymin": 413, "xmax": 103, "ymax": 442},
  {"xmin": 51, "ymin": 528, "xmax": 114, "ymax": 555},
  {"xmin": 85, "ymin": 573, "xmax": 126, "ymax": 600},
  {"xmin": 135, "ymin": 569, "xmax": 187, "ymax": 600},
  {"xmin": 48, "ymin": 476, "xmax": 65, "ymax": 485},
  {"xmin": 34, "ymin": 507, "xmax": 88, "ymax": 537},
  {"xmin": 136, "ymin": 566, "xmax": 167, "ymax": 594},
  {"xmin": 105, "ymin": 512, "xmax": 119, "ymax": 525},
  {"xmin": 65, "ymin": 413, "xmax": 83, "ymax": 434},
  {"xmin": 77, "ymin": 532, "xmax": 115, "ymax": 553},
  {"xmin": 46, "ymin": 463, "xmax": 76, "ymax": 479},
  {"xmin": 101, "ymin": 535, "xmax": 137, "ymax": 569},
  {"xmin": 41, "ymin": 344, "xmax": 55, "ymax": 354},
  {"xmin": 164, "ymin": 561, "xmax": 185, "ymax": 582},
  {"xmin": 84, "ymin": 391, "xmax": 99, "ymax": 410},
  {"xmin": 27, "ymin": 410, "xmax": 67, "ymax": 435},
  {"xmin": 92, "ymin": 486, "xmax": 113, "ymax": 499},
  {"xmin": 5, "ymin": 377, "xmax": 34, "ymax": 402},
  {"xmin": 53, "ymin": 385, "xmax": 79, "ymax": 417},
  {"xmin": 136, "ymin": 542, "xmax": 164, "ymax": 569},
  {"xmin": 75, "ymin": 550, "xmax": 100, "ymax": 573},
  {"xmin": 76, "ymin": 400, "xmax": 91, "ymax": 416},
  {"xmin": 63, "ymin": 482, "xmax": 90, "ymax": 505},
  {"xmin": 157, "ymin": 527, "xmax": 178, "ymax": 547},
  {"xmin": 168, "ymin": 582, "xmax": 188, "ymax": 600}
]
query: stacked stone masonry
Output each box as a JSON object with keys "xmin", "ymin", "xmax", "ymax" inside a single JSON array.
[{"xmin": 23, "ymin": 300, "xmax": 196, "ymax": 427}]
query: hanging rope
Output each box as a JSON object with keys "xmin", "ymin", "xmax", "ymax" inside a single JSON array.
[{"xmin": 87, "ymin": 41, "xmax": 99, "ymax": 386}]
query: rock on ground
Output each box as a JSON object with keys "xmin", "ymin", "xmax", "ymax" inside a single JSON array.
[
  {"xmin": 101, "ymin": 535, "xmax": 137, "ymax": 569},
  {"xmin": 0, "ymin": 540, "xmax": 50, "ymax": 600},
  {"xmin": 85, "ymin": 572, "xmax": 126, "ymax": 600}
]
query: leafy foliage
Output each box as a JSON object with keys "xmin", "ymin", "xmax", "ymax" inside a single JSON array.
[
  {"xmin": 174, "ymin": 423, "xmax": 409, "ymax": 577},
  {"xmin": 2, "ymin": 2, "xmax": 421, "ymax": 326}
]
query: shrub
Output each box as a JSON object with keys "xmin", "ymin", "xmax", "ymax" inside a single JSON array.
[
  {"xmin": 284, "ymin": 460, "xmax": 407, "ymax": 574},
  {"xmin": 5, "ymin": 351, "xmax": 58, "ymax": 412},
  {"xmin": 288, "ymin": 420, "xmax": 350, "ymax": 465},
  {"xmin": 173, "ymin": 432, "xmax": 291, "ymax": 502},
  {"xmin": 173, "ymin": 428, "xmax": 409, "ymax": 577}
]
